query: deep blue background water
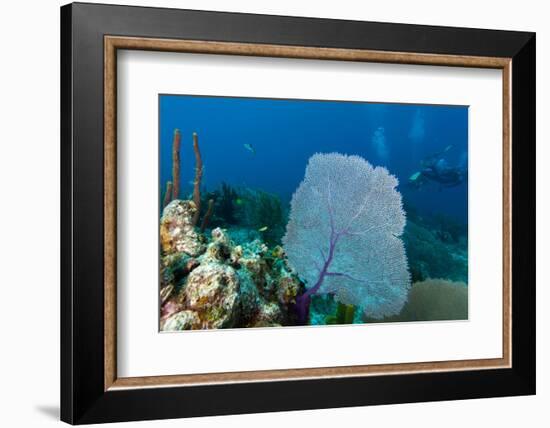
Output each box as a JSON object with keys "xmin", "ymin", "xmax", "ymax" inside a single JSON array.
[{"xmin": 159, "ymin": 95, "xmax": 468, "ymax": 223}]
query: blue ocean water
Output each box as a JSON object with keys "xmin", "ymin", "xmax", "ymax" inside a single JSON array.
[{"xmin": 159, "ymin": 94, "xmax": 468, "ymax": 223}]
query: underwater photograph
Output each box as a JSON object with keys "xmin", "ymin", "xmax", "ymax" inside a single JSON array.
[{"xmin": 158, "ymin": 95, "xmax": 469, "ymax": 331}]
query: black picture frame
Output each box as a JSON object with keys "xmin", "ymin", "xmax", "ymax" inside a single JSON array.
[{"xmin": 61, "ymin": 2, "xmax": 535, "ymax": 424}]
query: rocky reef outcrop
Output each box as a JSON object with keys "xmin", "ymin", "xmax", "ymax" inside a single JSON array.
[
  {"xmin": 160, "ymin": 201, "xmax": 304, "ymax": 331},
  {"xmin": 182, "ymin": 263, "xmax": 240, "ymax": 329},
  {"xmin": 160, "ymin": 200, "xmax": 206, "ymax": 257}
]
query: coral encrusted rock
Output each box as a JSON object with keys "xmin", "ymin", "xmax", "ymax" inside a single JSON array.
[
  {"xmin": 201, "ymin": 227, "xmax": 232, "ymax": 263},
  {"xmin": 276, "ymin": 270, "xmax": 301, "ymax": 306},
  {"xmin": 160, "ymin": 200, "xmax": 206, "ymax": 257},
  {"xmin": 183, "ymin": 263, "xmax": 240, "ymax": 329},
  {"xmin": 159, "ymin": 218, "xmax": 305, "ymax": 331},
  {"xmin": 250, "ymin": 301, "xmax": 283, "ymax": 327},
  {"xmin": 236, "ymin": 268, "xmax": 261, "ymax": 324},
  {"xmin": 162, "ymin": 309, "xmax": 202, "ymax": 331}
]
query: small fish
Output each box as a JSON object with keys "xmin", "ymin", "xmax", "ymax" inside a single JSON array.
[
  {"xmin": 234, "ymin": 198, "xmax": 244, "ymax": 206},
  {"xmin": 258, "ymin": 226, "xmax": 268, "ymax": 232},
  {"xmin": 409, "ymin": 171, "xmax": 421, "ymax": 181},
  {"xmin": 243, "ymin": 143, "xmax": 256, "ymax": 155}
]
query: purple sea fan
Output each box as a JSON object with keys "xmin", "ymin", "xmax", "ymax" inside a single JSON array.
[{"xmin": 282, "ymin": 153, "xmax": 410, "ymax": 323}]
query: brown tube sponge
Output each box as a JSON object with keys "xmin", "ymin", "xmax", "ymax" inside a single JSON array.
[
  {"xmin": 200, "ymin": 199, "xmax": 215, "ymax": 232},
  {"xmin": 191, "ymin": 132, "xmax": 203, "ymax": 226},
  {"xmin": 172, "ymin": 129, "xmax": 181, "ymax": 200},
  {"xmin": 162, "ymin": 181, "xmax": 173, "ymax": 209}
]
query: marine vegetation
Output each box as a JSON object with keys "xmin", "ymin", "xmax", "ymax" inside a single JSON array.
[
  {"xmin": 233, "ymin": 188, "xmax": 285, "ymax": 245},
  {"xmin": 199, "ymin": 183, "xmax": 286, "ymax": 245},
  {"xmin": 217, "ymin": 182, "xmax": 239, "ymax": 225},
  {"xmin": 160, "ymin": 204, "xmax": 305, "ymax": 330},
  {"xmin": 282, "ymin": 153, "xmax": 411, "ymax": 324},
  {"xmin": 403, "ymin": 219, "xmax": 467, "ymax": 283},
  {"xmin": 430, "ymin": 212, "xmax": 468, "ymax": 244}
]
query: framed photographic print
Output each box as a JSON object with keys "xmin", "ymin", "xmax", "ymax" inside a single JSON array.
[{"xmin": 60, "ymin": 2, "xmax": 535, "ymax": 424}]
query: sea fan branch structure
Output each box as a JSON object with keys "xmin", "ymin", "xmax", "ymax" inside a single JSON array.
[{"xmin": 283, "ymin": 153, "xmax": 410, "ymax": 322}]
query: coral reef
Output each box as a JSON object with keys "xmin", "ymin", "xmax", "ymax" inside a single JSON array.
[
  {"xmin": 160, "ymin": 200, "xmax": 206, "ymax": 257},
  {"xmin": 283, "ymin": 153, "xmax": 410, "ymax": 323},
  {"xmin": 160, "ymin": 223, "xmax": 304, "ymax": 331},
  {"xmin": 403, "ymin": 218, "xmax": 467, "ymax": 283},
  {"xmin": 162, "ymin": 310, "xmax": 201, "ymax": 331},
  {"xmin": 182, "ymin": 263, "xmax": 240, "ymax": 329},
  {"xmin": 431, "ymin": 213, "xmax": 467, "ymax": 244},
  {"xmin": 217, "ymin": 182, "xmax": 238, "ymax": 226},
  {"xmin": 235, "ymin": 188, "xmax": 285, "ymax": 245},
  {"xmin": 227, "ymin": 227, "xmax": 261, "ymax": 246},
  {"xmin": 158, "ymin": 130, "xmax": 468, "ymax": 330},
  {"xmin": 199, "ymin": 183, "xmax": 286, "ymax": 244}
]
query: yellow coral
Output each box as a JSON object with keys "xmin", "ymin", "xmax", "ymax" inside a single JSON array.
[{"xmin": 271, "ymin": 245, "xmax": 285, "ymax": 259}]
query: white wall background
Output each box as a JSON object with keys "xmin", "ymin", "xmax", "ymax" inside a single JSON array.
[{"xmin": 0, "ymin": 0, "xmax": 546, "ymax": 427}]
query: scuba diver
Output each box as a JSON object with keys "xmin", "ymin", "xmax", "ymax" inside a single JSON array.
[{"xmin": 408, "ymin": 145, "xmax": 467, "ymax": 189}]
